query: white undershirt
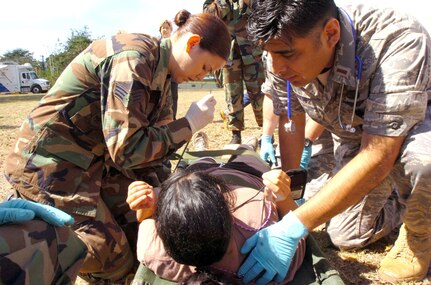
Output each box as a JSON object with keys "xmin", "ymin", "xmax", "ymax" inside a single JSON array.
[{"xmin": 317, "ymin": 69, "xmax": 331, "ymax": 87}]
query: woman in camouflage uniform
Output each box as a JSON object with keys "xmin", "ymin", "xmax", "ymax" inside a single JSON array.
[{"xmin": 4, "ymin": 9, "xmax": 230, "ymax": 282}]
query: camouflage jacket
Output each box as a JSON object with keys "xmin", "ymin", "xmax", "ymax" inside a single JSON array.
[
  {"xmin": 0, "ymin": 219, "xmax": 87, "ymax": 284},
  {"xmin": 203, "ymin": 0, "xmax": 262, "ymax": 65},
  {"xmin": 263, "ymin": 5, "xmax": 431, "ymax": 143},
  {"xmin": 4, "ymin": 33, "xmax": 192, "ymax": 217}
]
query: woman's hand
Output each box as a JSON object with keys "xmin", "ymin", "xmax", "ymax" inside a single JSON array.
[
  {"xmin": 262, "ymin": 169, "xmax": 291, "ymax": 202},
  {"xmin": 127, "ymin": 181, "xmax": 158, "ymax": 222},
  {"xmin": 262, "ymin": 169, "xmax": 298, "ymax": 216}
]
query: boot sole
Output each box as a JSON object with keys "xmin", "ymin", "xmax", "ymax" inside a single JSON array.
[{"xmin": 378, "ymin": 270, "xmax": 427, "ymax": 284}]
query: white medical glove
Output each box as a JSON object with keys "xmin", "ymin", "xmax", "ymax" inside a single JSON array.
[{"xmin": 185, "ymin": 94, "xmax": 216, "ymax": 133}]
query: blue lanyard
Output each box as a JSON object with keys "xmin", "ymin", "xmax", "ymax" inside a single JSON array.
[
  {"xmin": 284, "ymin": 80, "xmax": 295, "ymax": 133},
  {"xmin": 286, "ymin": 80, "xmax": 292, "ymax": 120}
]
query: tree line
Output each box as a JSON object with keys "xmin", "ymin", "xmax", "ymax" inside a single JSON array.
[{"xmin": 0, "ymin": 27, "xmax": 93, "ymax": 84}]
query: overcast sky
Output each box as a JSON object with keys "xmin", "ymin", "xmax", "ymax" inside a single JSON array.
[{"xmin": 1, "ymin": 0, "xmax": 430, "ymax": 60}]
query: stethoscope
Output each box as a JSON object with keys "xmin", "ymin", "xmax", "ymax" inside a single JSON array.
[{"xmin": 284, "ymin": 8, "xmax": 362, "ymax": 134}]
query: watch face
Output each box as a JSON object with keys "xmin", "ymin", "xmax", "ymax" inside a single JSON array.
[{"xmin": 304, "ymin": 139, "xmax": 312, "ymax": 147}]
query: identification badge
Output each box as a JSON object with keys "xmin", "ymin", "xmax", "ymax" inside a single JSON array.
[{"xmin": 284, "ymin": 121, "xmax": 295, "ymax": 133}]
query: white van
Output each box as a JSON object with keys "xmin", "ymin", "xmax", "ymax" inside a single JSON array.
[{"xmin": 0, "ymin": 62, "xmax": 50, "ymax": 93}]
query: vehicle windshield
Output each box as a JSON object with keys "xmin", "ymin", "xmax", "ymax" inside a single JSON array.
[{"xmin": 29, "ymin": 72, "xmax": 39, "ymax": 79}]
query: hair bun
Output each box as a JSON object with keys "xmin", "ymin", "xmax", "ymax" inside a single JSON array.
[{"xmin": 174, "ymin": 9, "xmax": 192, "ymax": 27}]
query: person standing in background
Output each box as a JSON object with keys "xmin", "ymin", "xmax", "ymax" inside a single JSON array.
[
  {"xmin": 159, "ymin": 19, "xmax": 179, "ymax": 120},
  {"xmin": 204, "ymin": 0, "xmax": 265, "ymax": 144}
]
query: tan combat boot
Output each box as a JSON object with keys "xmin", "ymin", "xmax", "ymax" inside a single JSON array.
[
  {"xmin": 378, "ymin": 224, "xmax": 431, "ymax": 283},
  {"xmin": 191, "ymin": 131, "xmax": 209, "ymax": 151}
]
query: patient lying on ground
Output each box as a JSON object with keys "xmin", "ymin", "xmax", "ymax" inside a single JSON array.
[{"xmin": 128, "ymin": 153, "xmax": 306, "ymax": 284}]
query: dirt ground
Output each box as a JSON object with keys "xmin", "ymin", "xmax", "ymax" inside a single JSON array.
[{"xmin": 0, "ymin": 90, "xmax": 430, "ymax": 285}]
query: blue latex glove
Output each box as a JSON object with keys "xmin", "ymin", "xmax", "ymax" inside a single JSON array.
[
  {"xmin": 238, "ymin": 211, "xmax": 308, "ymax": 285},
  {"xmin": 300, "ymin": 145, "xmax": 312, "ymax": 170},
  {"xmin": 260, "ymin": 135, "xmax": 276, "ymax": 165},
  {"xmin": 0, "ymin": 199, "xmax": 74, "ymax": 227},
  {"xmin": 295, "ymin": 197, "xmax": 306, "ymax": 206}
]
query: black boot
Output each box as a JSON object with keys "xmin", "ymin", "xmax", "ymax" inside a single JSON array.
[{"xmin": 230, "ymin": 130, "xmax": 241, "ymax": 144}]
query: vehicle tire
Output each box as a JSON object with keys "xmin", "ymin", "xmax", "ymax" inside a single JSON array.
[{"xmin": 31, "ymin": 85, "xmax": 42, "ymax": 93}]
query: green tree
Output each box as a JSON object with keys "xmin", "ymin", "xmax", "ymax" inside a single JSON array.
[
  {"xmin": 0, "ymin": 49, "xmax": 37, "ymax": 65},
  {"xmin": 0, "ymin": 27, "xmax": 94, "ymax": 84},
  {"xmin": 46, "ymin": 26, "xmax": 93, "ymax": 83}
]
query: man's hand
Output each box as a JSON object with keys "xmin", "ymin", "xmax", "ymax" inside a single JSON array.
[
  {"xmin": 260, "ymin": 135, "xmax": 276, "ymax": 165},
  {"xmin": 0, "ymin": 199, "xmax": 74, "ymax": 227},
  {"xmin": 185, "ymin": 94, "xmax": 217, "ymax": 133},
  {"xmin": 238, "ymin": 211, "xmax": 308, "ymax": 285}
]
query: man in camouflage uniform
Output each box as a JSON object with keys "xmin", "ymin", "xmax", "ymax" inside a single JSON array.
[
  {"xmin": 3, "ymin": 32, "xmax": 218, "ymax": 282},
  {"xmin": 260, "ymin": 51, "xmax": 335, "ymax": 197},
  {"xmin": 204, "ymin": 0, "xmax": 265, "ymax": 144},
  {"xmin": 0, "ymin": 199, "xmax": 87, "ymax": 284},
  {"xmin": 238, "ymin": 1, "xmax": 431, "ymax": 284},
  {"xmin": 301, "ymin": 129, "xmax": 335, "ymax": 200},
  {"xmin": 260, "ymin": 52, "xmax": 336, "ymax": 198}
]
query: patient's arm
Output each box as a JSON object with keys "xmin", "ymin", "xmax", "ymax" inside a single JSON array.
[
  {"xmin": 127, "ymin": 181, "xmax": 158, "ymax": 222},
  {"xmin": 262, "ymin": 169, "xmax": 298, "ymax": 217}
]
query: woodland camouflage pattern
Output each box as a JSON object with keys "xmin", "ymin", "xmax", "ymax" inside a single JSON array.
[
  {"xmin": 263, "ymin": 5, "xmax": 431, "ymax": 249},
  {"xmin": 0, "ymin": 220, "xmax": 87, "ymax": 284},
  {"xmin": 204, "ymin": 0, "xmax": 264, "ymax": 130},
  {"xmin": 4, "ymin": 34, "xmax": 192, "ymax": 218},
  {"xmin": 3, "ymin": 33, "xmax": 194, "ymax": 280}
]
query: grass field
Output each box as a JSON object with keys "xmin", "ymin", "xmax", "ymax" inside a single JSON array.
[{"xmin": 0, "ymin": 90, "xmax": 429, "ymax": 284}]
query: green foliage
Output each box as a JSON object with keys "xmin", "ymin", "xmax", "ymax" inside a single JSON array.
[
  {"xmin": 1, "ymin": 26, "xmax": 94, "ymax": 84},
  {"xmin": 0, "ymin": 48, "xmax": 36, "ymax": 65},
  {"xmin": 45, "ymin": 26, "xmax": 93, "ymax": 83},
  {"xmin": 0, "ymin": 49, "xmax": 46, "ymax": 79}
]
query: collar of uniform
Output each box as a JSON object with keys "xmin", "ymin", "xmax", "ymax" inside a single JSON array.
[
  {"xmin": 150, "ymin": 38, "xmax": 171, "ymax": 91},
  {"xmin": 331, "ymin": 7, "xmax": 358, "ymax": 88}
]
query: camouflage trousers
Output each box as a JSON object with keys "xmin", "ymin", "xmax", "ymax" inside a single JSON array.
[
  {"xmin": 325, "ymin": 105, "xmax": 431, "ymax": 250},
  {"xmin": 0, "ymin": 220, "xmax": 87, "ymax": 285},
  {"xmin": 303, "ymin": 130, "xmax": 336, "ymax": 200},
  {"xmin": 222, "ymin": 41, "xmax": 264, "ymax": 131},
  {"xmin": 73, "ymin": 167, "xmax": 145, "ymax": 282},
  {"xmin": 303, "ymin": 152, "xmax": 335, "ymax": 201}
]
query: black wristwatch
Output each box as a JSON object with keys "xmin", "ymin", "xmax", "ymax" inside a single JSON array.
[{"xmin": 304, "ymin": 138, "xmax": 313, "ymax": 147}]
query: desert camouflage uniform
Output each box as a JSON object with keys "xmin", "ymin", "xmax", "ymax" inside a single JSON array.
[
  {"xmin": 0, "ymin": 219, "xmax": 87, "ymax": 284},
  {"xmin": 3, "ymin": 34, "xmax": 192, "ymax": 280},
  {"xmin": 303, "ymin": 130, "xmax": 335, "ymax": 200},
  {"xmin": 264, "ymin": 5, "xmax": 431, "ymax": 249},
  {"xmin": 261, "ymin": 53, "xmax": 336, "ymax": 200},
  {"xmin": 204, "ymin": 0, "xmax": 264, "ymax": 130}
]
